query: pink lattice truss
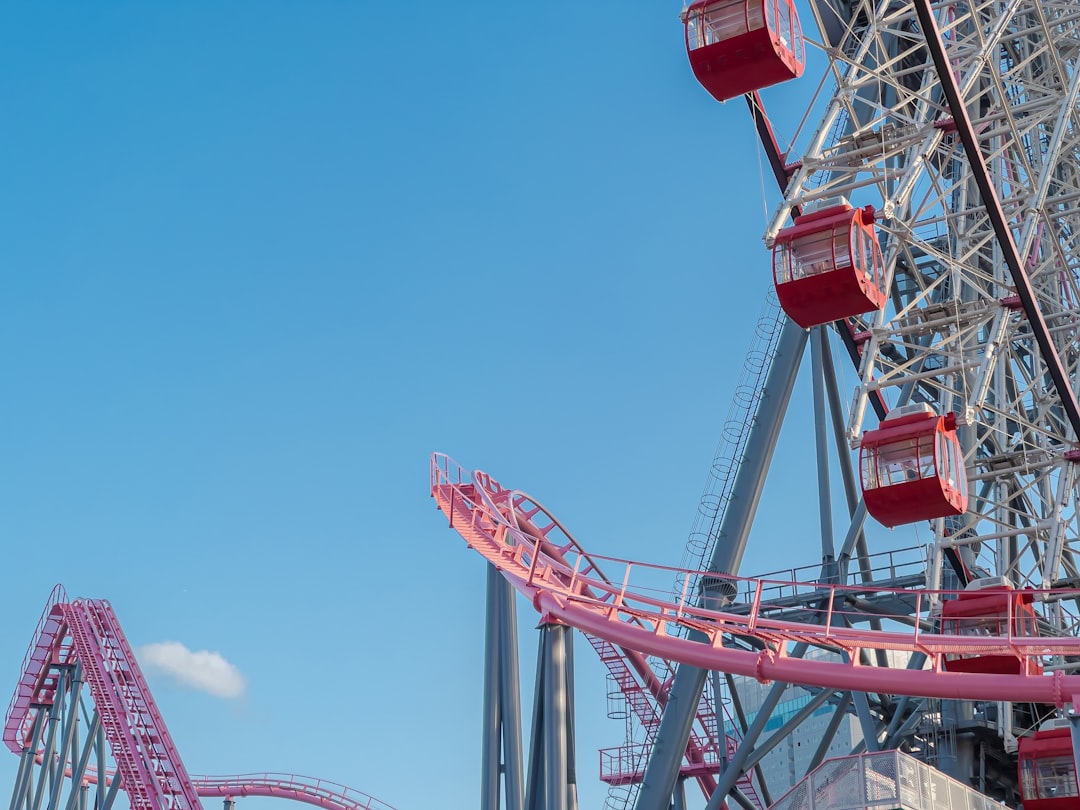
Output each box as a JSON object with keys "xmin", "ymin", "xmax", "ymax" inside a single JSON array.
[{"xmin": 4, "ymin": 587, "xmax": 398, "ymax": 810}]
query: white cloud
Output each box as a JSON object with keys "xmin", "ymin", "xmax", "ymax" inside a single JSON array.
[{"xmin": 138, "ymin": 641, "xmax": 247, "ymax": 699}]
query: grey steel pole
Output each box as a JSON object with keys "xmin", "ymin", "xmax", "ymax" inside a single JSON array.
[
  {"xmin": 847, "ymin": 654, "xmax": 881, "ymax": 752},
  {"xmin": 821, "ymin": 332, "xmax": 859, "ymax": 514},
  {"xmin": 635, "ymin": 320, "xmax": 808, "ymax": 810},
  {"xmin": 808, "ymin": 693, "xmax": 853, "ymax": 773},
  {"xmin": 98, "ymin": 771, "xmax": 122, "ymax": 810},
  {"xmin": 823, "ymin": 339, "xmax": 892, "ymax": 668},
  {"xmin": 524, "ymin": 633, "xmax": 545, "ymax": 810},
  {"xmin": 525, "ymin": 625, "xmax": 576, "ymax": 810},
  {"xmin": 741, "ymin": 687, "xmax": 840, "ymax": 773},
  {"xmin": 499, "ymin": 568, "xmax": 525, "ymax": 810},
  {"xmin": 723, "ymin": 674, "xmax": 772, "ymax": 807},
  {"xmin": 481, "ymin": 564, "xmax": 525, "ymax": 810},
  {"xmin": 64, "ymin": 712, "xmax": 101, "ymax": 810},
  {"xmin": 47, "ymin": 667, "xmax": 84, "ymax": 810},
  {"xmin": 94, "ymin": 725, "xmax": 106, "ymax": 810},
  {"xmin": 812, "ymin": 326, "xmax": 836, "ymax": 561},
  {"xmin": 672, "ymin": 778, "xmax": 686, "ymax": 810},
  {"xmin": 542, "ymin": 626, "xmax": 569, "ymax": 810},
  {"xmin": 482, "ymin": 565, "xmax": 504, "ymax": 810},
  {"xmin": 31, "ymin": 674, "xmax": 67, "ymax": 810},
  {"xmin": 9, "ymin": 708, "xmax": 46, "ymax": 810},
  {"xmin": 704, "ymin": 670, "xmax": 799, "ymax": 810},
  {"xmin": 563, "ymin": 629, "xmax": 577, "ymax": 810}
]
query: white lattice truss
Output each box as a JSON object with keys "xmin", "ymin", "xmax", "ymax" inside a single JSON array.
[{"xmin": 769, "ymin": 0, "xmax": 1080, "ymax": 606}]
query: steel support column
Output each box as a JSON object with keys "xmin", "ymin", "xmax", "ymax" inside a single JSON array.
[
  {"xmin": 524, "ymin": 624, "xmax": 577, "ymax": 810},
  {"xmin": 812, "ymin": 327, "xmax": 836, "ymax": 562},
  {"xmin": 482, "ymin": 564, "xmax": 525, "ymax": 810},
  {"xmin": 634, "ymin": 319, "xmax": 809, "ymax": 810},
  {"xmin": 9, "ymin": 708, "xmax": 47, "ymax": 810},
  {"xmin": 704, "ymin": 658, "xmax": 803, "ymax": 810},
  {"xmin": 723, "ymin": 673, "xmax": 772, "ymax": 807},
  {"xmin": 808, "ymin": 694, "xmax": 854, "ymax": 772}
]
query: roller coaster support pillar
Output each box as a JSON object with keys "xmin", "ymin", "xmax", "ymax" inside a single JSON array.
[
  {"xmin": 32, "ymin": 667, "xmax": 69, "ymax": 810},
  {"xmin": 635, "ymin": 320, "xmax": 808, "ymax": 810},
  {"xmin": 524, "ymin": 624, "xmax": 577, "ymax": 810},
  {"xmin": 482, "ymin": 564, "xmax": 525, "ymax": 810},
  {"xmin": 9, "ymin": 705, "xmax": 46, "ymax": 810},
  {"xmin": 50, "ymin": 665, "xmax": 86, "ymax": 810},
  {"xmin": 223, "ymin": 800, "xmax": 235, "ymax": 810},
  {"xmin": 9, "ymin": 665, "xmax": 93, "ymax": 810}
]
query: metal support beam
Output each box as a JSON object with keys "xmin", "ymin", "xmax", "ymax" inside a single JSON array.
[
  {"xmin": 703, "ymin": 662, "xmax": 798, "ymax": 810},
  {"xmin": 634, "ymin": 320, "xmax": 808, "ymax": 810},
  {"xmin": 64, "ymin": 711, "xmax": 101, "ymax": 810},
  {"xmin": 524, "ymin": 625, "xmax": 577, "ymax": 810},
  {"xmin": 812, "ymin": 327, "xmax": 836, "ymax": 562},
  {"xmin": 10, "ymin": 708, "xmax": 47, "ymax": 810},
  {"xmin": 47, "ymin": 667, "xmax": 84, "ymax": 810},
  {"xmin": 482, "ymin": 564, "xmax": 525, "ymax": 810},
  {"xmin": 741, "ymin": 686, "xmax": 842, "ymax": 774},
  {"xmin": 808, "ymin": 693, "xmax": 854, "ymax": 773},
  {"xmin": 723, "ymin": 673, "xmax": 772, "ymax": 807},
  {"xmin": 30, "ymin": 670, "xmax": 67, "ymax": 810}
]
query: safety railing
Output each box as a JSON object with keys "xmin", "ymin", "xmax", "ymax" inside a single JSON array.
[
  {"xmin": 4, "ymin": 584, "xmax": 68, "ymax": 753},
  {"xmin": 432, "ymin": 453, "xmax": 1080, "ymax": 705},
  {"xmin": 190, "ymin": 773, "xmax": 398, "ymax": 810},
  {"xmin": 599, "ymin": 742, "xmax": 722, "ymax": 783},
  {"xmin": 3, "ymin": 587, "xmax": 401, "ymax": 810}
]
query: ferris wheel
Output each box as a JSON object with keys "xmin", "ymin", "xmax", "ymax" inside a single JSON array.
[
  {"xmin": 432, "ymin": 0, "xmax": 1080, "ymax": 808},
  {"xmin": 650, "ymin": 0, "xmax": 1080, "ymax": 806}
]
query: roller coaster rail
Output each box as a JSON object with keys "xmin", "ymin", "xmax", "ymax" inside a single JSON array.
[
  {"xmin": 3, "ymin": 591, "xmax": 399, "ymax": 810},
  {"xmin": 190, "ymin": 773, "xmax": 398, "ymax": 810},
  {"xmin": 432, "ymin": 452, "xmax": 1080, "ymax": 707}
]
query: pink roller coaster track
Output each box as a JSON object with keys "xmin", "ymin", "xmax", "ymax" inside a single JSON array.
[
  {"xmin": 4, "ymin": 585, "xmax": 397, "ymax": 810},
  {"xmin": 431, "ymin": 453, "xmax": 1080, "ymax": 708}
]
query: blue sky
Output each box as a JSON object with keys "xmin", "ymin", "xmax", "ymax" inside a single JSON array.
[{"xmin": 0, "ymin": 3, "xmax": 923, "ymax": 809}]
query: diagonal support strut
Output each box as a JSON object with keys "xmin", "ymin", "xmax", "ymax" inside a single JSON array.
[{"xmin": 912, "ymin": 0, "xmax": 1080, "ymax": 442}]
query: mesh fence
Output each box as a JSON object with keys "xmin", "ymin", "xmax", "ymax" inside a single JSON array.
[{"xmin": 768, "ymin": 750, "xmax": 1009, "ymax": 810}]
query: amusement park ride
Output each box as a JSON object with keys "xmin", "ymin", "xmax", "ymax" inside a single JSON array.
[
  {"xmin": 6, "ymin": 0, "xmax": 1080, "ymax": 809},
  {"xmin": 2, "ymin": 587, "xmax": 400, "ymax": 810},
  {"xmin": 430, "ymin": 0, "xmax": 1080, "ymax": 807}
]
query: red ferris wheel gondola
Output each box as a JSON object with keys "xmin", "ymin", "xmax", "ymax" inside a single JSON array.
[
  {"xmin": 1019, "ymin": 720, "xmax": 1080, "ymax": 810},
  {"xmin": 683, "ymin": 0, "xmax": 806, "ymax": 102},
  {"xmin": 940, "ymin": 578, "xmax": 1042, "ymax": 676},
  {"xmin": 859, "ymin": 404, "xmax": 968, "ymax": 527},
  {"xmin": 771, "ymin": 200, "xmax": 887, "ymax": 329}
]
